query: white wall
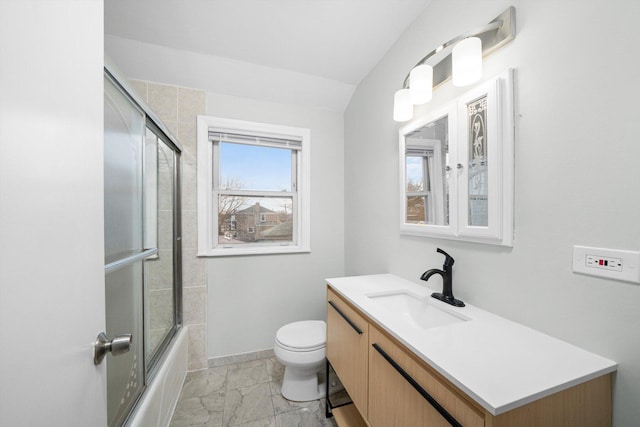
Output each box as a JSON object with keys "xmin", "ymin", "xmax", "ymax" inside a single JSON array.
[
  {"xmin": 205, "ymin": 92, "xmax": 345, "ymax": 357},
  {"xmin": 0, "ymin": 1, "xmax": 106, "ymax": 425},
  {"xmin": 344, "ymin": 0, "xmax": 640, "ymax": 425}
]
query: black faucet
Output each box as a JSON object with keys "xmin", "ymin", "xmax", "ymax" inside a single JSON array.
[{"xmin": 420, "ymin": 248, "xmax": 465, "ymax": 307}]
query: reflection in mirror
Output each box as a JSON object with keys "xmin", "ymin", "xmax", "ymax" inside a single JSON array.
[
  {"xmin": 467, "ymin": 95, "xmax": 488, "ymax": 226},
  {"xmin": 404, "ymin": 114, "xmax": 449, "ymax": 225}
]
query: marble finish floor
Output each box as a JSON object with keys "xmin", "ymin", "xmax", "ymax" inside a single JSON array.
[{"xmin": 170, "ymin": 357, "xmax": 338, "ymax": 427}]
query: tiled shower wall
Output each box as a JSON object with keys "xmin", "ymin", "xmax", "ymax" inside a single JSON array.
[{"xmin": 130, "ymin": 79, "xmax": 208, "ymax": 371}]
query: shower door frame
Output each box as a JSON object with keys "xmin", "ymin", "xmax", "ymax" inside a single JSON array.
[{"xmin": 104, "ymin": 64, "xmax": 183, "ymax": 426}]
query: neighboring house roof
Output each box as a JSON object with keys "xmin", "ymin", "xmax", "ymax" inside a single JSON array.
[
  {"xmin": 260, "ymin": 222, "xmax": 292, "ymax": 237},
  {"xmin": 236, "ymin": 203, "xmax": 276, "ymax": 215}
]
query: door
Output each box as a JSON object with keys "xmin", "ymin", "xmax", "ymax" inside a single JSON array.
[{"xmin": 0, "ymin": 2, "xmax": 107, "ymax": 425}]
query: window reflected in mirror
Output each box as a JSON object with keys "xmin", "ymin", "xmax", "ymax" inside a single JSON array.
[{"xmin": 404, "ymin": 114, "xmax": 449, "ymax": 225}]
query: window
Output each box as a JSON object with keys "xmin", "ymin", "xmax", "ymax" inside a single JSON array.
[
  {"xmin": 197, "ymin": 116, "xmax": 310, "ymax": 256},
  {"xmin": 404, "ymin": 126, "xmax": 449, "ymax": 226}
]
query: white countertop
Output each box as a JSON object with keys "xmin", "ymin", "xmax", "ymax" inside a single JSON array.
[{"xmin": 326, "ymin": 274, "xmax": 617, "ymax": 416}]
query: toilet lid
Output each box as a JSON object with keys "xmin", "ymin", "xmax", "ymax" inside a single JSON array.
[{"xmin": 276, "ymin": 320, "xmax": 326, "ymax": 351}]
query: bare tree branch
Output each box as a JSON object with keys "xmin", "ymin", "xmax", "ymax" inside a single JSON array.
[{"xmin": 218, "ymin": 178, "xmax": 245, "ymax": 235}]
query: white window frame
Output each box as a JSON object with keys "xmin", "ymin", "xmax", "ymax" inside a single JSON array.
[{"xmin": 197, "ymin": 115, "xmax": 311, "ymax": 256}]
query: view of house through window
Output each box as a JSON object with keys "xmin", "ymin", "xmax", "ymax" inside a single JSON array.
[
  {"xmin": 216, "ymin": 140, "xmax": 296, "ymax": 246},
  {"xmin": 198, "ymin": 116, "xmax": 310, "ymax": 256}
]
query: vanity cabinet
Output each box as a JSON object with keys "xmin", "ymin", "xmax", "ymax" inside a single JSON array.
[
  {"xmin": 368, "ymin": 325, "xmax": 483, "ymax": 427},
  {"xmin": 326, "ymin": 283, "xmax": 613, "ymax": 427},
  {"xmin": 326, "ymin": 288, "xmax": 369, "ymax": 419}
]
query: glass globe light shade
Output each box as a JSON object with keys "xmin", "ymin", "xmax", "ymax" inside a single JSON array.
[
  {"xmin": 409, "ymin": 64, "xmax": 433, "ymax": 105},
  {"xmin": 452, "ymin": 37, "xmax": 482, "ymax": 87},
  {"xmin": 393, "ymin": 89, "xmax": 413, "ymax": 122}
]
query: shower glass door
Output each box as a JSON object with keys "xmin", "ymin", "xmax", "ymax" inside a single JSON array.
[
  {"xmin": 104, "ymin": 73, "xmax": 148, "ymax": 426},
  {"xmin": 143, "ymin": 126, "xmax": 180, "ymax": 372},
  {"xmin": 104, "ymin": 69, "xmax": 182, "ymax": 426}
]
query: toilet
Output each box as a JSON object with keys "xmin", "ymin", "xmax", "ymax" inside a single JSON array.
[{"xmin": 274, "ymin": 320, "xmax": 326, "ymax": 402}]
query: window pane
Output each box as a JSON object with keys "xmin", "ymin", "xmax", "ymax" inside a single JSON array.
[
  {"xmin": 218, "ymin": 196, "xmax": 293, "ymax": 245},
  {"xmin": 406, "ymin": 156, "xmax": 424, "ymax": 192},
  {"xmin": 220, "ymin": 142, "xmax": 292, "ymax": 191},
  {"xmin": 406, "ymin": 196, "xmax": 427, "ymax": 224}
]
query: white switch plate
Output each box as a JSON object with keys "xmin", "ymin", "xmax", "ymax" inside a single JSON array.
[{"xmin": 573, "ymin": 245, "xmax": 640, "ymax": 284}]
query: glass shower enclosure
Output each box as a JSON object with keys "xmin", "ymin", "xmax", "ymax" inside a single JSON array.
[{"xmin": 103, "ymin": 69, "xmax": 182, "ymax": 426}]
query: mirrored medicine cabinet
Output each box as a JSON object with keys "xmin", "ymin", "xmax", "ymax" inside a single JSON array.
[{"xmin": 399, "ymin": 69, "xmax": 514, "ymax": 246}]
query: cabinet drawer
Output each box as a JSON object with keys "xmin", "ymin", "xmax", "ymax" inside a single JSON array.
[
  {"xmin": 368, "ymin": 325, "xmax": 484, "ymax": 427},
  {"xmin": 327, "ymin": 288, "xmax": 369, "ymax": 418}
]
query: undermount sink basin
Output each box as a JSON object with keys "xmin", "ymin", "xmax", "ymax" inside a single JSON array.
[{"xmin": 366, "ymin": 290, "xmax": 469, "ymax": 330}]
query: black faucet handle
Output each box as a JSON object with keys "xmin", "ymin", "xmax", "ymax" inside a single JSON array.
[{"xmin": 437, "ymin": 248, "xmax": 455, "ymax": 267}]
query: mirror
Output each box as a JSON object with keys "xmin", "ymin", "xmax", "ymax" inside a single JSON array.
[{"xmin": 404, "ymin": 114, "xmax": 449, "ymax": 226}]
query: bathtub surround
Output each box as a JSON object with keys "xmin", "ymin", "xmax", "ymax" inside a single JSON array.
[
  {"xmin": 129, "ymin": 327, "xmax": 188, "ymax": 427},
  {"xmin": 129, "ymin": 79, "xmax": 209, "ymax": 371}
]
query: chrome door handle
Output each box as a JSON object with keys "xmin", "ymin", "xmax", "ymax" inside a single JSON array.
[{"xmin": 93, "ymin": 332, "xmax": 132, "ymax": 365}]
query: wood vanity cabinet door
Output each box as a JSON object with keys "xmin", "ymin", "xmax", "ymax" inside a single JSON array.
[
  {"xmin": 368, "ymin": 325, "xmax": 484, "ymax": 427},
  {"xmin": 327, "ymin": 287, "xmax": 369, "ymax": 419}
]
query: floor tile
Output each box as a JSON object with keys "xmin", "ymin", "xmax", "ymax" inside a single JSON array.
[
  {"xmin": 226, "ymin": 359, "xmax": 270, "ymax": 390},
  {"xmin": 274, "ymin": 406, "xmax": 332, "ymax": 427},
  {"xmin": 170, "ymin": 392, "xmax": 225, "ymax": 426},
  {"xmin": 269, "ymin": 378, "xmax": 323, "ymax": 416},
  {"xmin": 265, "ymin": 357, "xmax": 284, "ymax": 381},
  {"xmin": 180, "ymin": 366, "xmax": 228, "ymax": 400},
  {"xmin": 224, "ymin": 382, "xmax": 274, "ymax": 426},
  {"xmin": 170, "ymin": 357, "xmax": 337, "ymax": 427},
  {"xmin": 234, "ymin": 417, "xmax": 277, "ymax": 427}
]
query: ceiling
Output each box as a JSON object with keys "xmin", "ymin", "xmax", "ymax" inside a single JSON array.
[{"xmin": 104, "ymin": 0, "xmax": 431, "ymax": 87}]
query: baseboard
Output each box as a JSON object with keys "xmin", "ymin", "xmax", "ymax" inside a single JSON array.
[{"xmin": 208, "ymin": 348, "xmax": 275, "ymax": 368}]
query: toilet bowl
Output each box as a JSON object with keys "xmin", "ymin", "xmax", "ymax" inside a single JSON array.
[{"xmin": 274, "ymin": 320, "xmax": 326, "ymax": 402}]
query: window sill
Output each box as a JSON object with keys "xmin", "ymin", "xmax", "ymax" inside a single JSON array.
[{"xmin": 198, "ymin": 245, "xmax": 310, "ymax": 257}]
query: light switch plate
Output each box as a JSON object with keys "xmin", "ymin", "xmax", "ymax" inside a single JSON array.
[{"xmin": 572, "ymin": 245, "xmax": 640, "ymax": 284}]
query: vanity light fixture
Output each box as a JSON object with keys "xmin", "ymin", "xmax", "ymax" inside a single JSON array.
[{"xmin": 393, "ymin": 6, "xmax": 516, "ymax": 122}]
